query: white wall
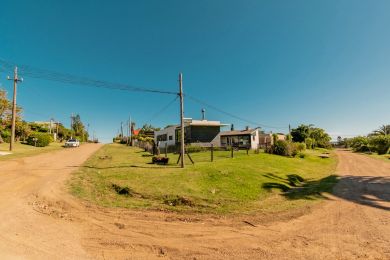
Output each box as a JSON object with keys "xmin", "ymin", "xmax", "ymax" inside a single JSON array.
[
  {"xmin": 154, "ymin": 126, "xmax": 177, "ymax": 147},
  {"xmin": 251, "ymin": 130, "xmax": 259, "ymax": 150}
]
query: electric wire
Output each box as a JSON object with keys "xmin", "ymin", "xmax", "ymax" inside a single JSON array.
[
  {"xmin": 144, "ymin": 95, "xmax": 178, "ymax": 124},
  {"xmin": 0, "ymin": 58, "xmax": 288, "ymax": 130},
  {"xmin": 185, "ymin": 94, "xmax": 288, "ymax": 130},
  {"xmin": 0, "ymin": 58, "xmax": 177, "ymax": 95}
]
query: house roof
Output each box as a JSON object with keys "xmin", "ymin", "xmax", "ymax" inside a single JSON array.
[
  {"xmin": 188, "ymin": 120, "xmax": 226, "ymax": 127},
  {"xmin": 132, "ymin": 129, "xmax": 141, "ymax": 135},
  {"xmin": 220, "ymin": 129, "xmax": 257, "ymax": 136}
]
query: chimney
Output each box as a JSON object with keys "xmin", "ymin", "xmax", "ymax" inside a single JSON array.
[
  {"xmin": 201, "ymin": 108, "xmax": 206, "ymax": 120},
  {"xmin": 245, "ymin": 126, "xmax": 249, "ymax": 131},
  {"xmin": 231, "ymin": 124, "xmax": 234, "ymax": 131}
]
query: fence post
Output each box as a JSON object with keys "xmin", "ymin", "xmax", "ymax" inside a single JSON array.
[
  {"xmin": 165, "ymin": 143, "xmax": 167, "ymax": 157},
  {"xmin": 211, "ymin": 144, "xmax": 214, "ymax": 162},
  {"xmin": 247, "ymin": 147, "xmax": 249, "ymax": 155},
  {"xmin": 231, "ymin": 146, "xmax": 234, "ymax": 158}
]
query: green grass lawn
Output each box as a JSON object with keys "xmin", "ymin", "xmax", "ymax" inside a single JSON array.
[
  {"xmin": 0, "ymin": 142, "xmax": 64, "ymax": 160},
  {"xmin": 69, "ymin": 144, "xmax": 338, "ymax": 214},
  {"xmin": 367, "ymin": 153, "xmax": 390, "ymax": 162}
]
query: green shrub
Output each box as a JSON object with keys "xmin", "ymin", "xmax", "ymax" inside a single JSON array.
[
  {"xmin": 298, "ymin": 152, "xmax": 306, "ymax": 158},
  {"xmin": 186, "ymin": 145, "xmax": 207, "ymax": 153},
  {"xmin": 305, "ymin": 138, "xmax": 313, "ymax": 149},
  {"xmin": 27, "ymin": 132, "xmax": 53, "ymax": 147},
  {"xmin": 368, "ymin": 136, "xmax": 390, "ymax": 155},
  {"xmin": 296, "ymin": 142, "xmax": 306, "ymax": 152},
  {"xmin": 349, "ymin": 136, "xmax": 370, "ymax": 152},
  {"xmin": 271, "ymin": 140, "xmax": 297, "ymax": 157},
  {"xmin": 0, "ymin": 130, "xmax": 11, "ymax": 143}
]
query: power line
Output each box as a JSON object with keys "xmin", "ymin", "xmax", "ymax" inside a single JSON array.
[
  {"xmin": 144, "ymin": 95, "xmax": 178, "ymax": 124},
  {"xmin": 185, "ymin": 94, "xmax": 287, "ymax": 130},
  {"xmin": 0, "ymin": 58, "xmax": 177, "ymax": 95},
  {"xmin": 0, "ymin": 58, "xmax": 287, "ymax": 131}
]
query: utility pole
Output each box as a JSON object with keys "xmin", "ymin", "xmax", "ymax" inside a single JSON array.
[
  {"xmin": 120, "ymin": 121, "xmax": 124, "ymax": 138},
  {"xmin": 179, "ymin": 73, "xmax": 185, "ymax": 168},
  {"xmin": 56, "ymin": 121, "xmax": 59, "ymax": 141},
  {"xmin": 49, "ymin": 118, "xmax": 53, "ymax": 134},
  {"xmin": 87, "ymin": 123, "xmax": 90, "ymax": 141},
  {"xmin": 7, "ymin": 66, "xmax": 23, "ymax": 151},
  {"xmin": 128, "ymin": 116, "xmax": 131, "ymax": 145}
]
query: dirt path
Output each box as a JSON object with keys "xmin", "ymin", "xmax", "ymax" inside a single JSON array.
[{"xmin": 0, "ymin": 148, "xmax": 389, "ymax": 259}]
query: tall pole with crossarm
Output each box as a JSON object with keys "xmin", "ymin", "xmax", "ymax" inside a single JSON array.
[{"xmin": 7, "ymin": 67, "xmax": 23, "ymax": 151}]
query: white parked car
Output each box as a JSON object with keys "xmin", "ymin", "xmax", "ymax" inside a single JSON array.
[{"xmin": 65, "ymin": 139, "xmax": 80, "ymax": 148}]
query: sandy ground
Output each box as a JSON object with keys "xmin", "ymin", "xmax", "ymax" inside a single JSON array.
[{"xmin": 0, "ymin": 145, "xmax": 389, "ymax": 260}]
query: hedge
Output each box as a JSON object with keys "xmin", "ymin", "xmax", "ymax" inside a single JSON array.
[{"xmin": 27, "ymin": 132, "xmax": 53, "ymax": 147}]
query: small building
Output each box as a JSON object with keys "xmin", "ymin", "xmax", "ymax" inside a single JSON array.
[
  {"xmin": 258, "ymin": 133, "xmax": 286, "ymax": 148},
  {"xmin": 154, "ymin": 118, "xmax": 227, "ymax": 148},
  {"xmin": 219, "ymin": 128, "xmax": 260, "ymax": 150}
]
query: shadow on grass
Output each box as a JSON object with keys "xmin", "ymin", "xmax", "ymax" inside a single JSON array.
[
  {"xmin": 263, "ymin": 173, "xmax": 390, "ymax": 211},
  {"xmin": 263, "ymin": 173, "xmax": 338, "ymax": 200},
  {"xmin": 71, "ymin": 164, "xmax": 180, "ymax": 169}
]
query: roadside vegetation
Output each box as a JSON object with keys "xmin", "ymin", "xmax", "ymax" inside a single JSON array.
[
  {"xmin": 0, "ymin": 142, "xmax": 63, "ymax": 160},
  {"xmin": 264, "ymin": 124, "xmax": 331, "ymax": 157},
  {"xmin": 0, "ymin": 88, "xmax": 91, "ymax": 156},
  {"xmin": 70, "ymin": 143, "xmax": 337, "ymax": 214},
  {"xmin": 340, "ymin": 124, "xmax": 390, "ymax": 161}
]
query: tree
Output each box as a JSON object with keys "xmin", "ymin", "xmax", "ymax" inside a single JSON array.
[
  {"xmin": 0, "ymin": 89, "xmax": 23, "ymax": 143},
  {"xmin": 141, "ymin": 124, "xmax": 160, "ymax": 132},
  {"xmin": 16, "ymin": 121, "xmax": 31, "ymax": 142},
  {"xmin": 309, "ymin": 127, "xmax": 331, "ymax": 148},
  {"xmin": 291, "ymin": 124, "xmax": 313, "ymax": 143},
  {"xmin": 370, "ymin": 125, "xmax": 390, "ymax": 136},
  {"xmin": 57, "ymin": 123, "xmax": 72, "ymax": 141},
  {"xmin": 71, "ymin": 114, "xmax": 88, "ymax": 141},
  {"xmin": 291, "ymin": 124, "xmax": 331, "ymax": 148}
]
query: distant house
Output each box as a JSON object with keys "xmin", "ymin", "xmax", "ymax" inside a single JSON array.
[
  {"xmin": 154, "ymin": 118, "xmax": 227, "ymax": 148},
  {"xmin": 219, "ymin": 128, "xmax": 287, "ymax": 150},
  {"xmin": 32, "ymin": 121, "xmax": 60, "ymax": 130},
  {"xmin": 132, "ymin": 128, "xmax": 141, "ymax": 136},
  {"xmin": 219, "ymin": 128, "xmax": 260, "ymax": 150},
  {"xmin": 258, "ymin": 133, "xmax": 286, "ymax": 148}
]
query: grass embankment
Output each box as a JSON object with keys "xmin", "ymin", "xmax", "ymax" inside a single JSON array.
[
  {"xmin": 0, "ymin": 142, "xmax": 64, "ymax": 160},
  {"xmin": 70, "ymin": 144, "xmax": 338, "ymax": 214}
]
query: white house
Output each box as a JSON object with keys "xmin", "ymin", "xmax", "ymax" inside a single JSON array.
[
  {"xmin": 154, "ymin": 118, "xmax": 228, "ymax": 148},
  {"xmin": 219, "ymin": 128, "xmax": 260, "ymax": 150}
]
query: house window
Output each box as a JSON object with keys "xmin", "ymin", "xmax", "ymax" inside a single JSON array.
[
  {"xmin": 157, "ymin": 134, "xmax": 167, "ymax": 141},
  {"xmin": 169, "ymin": 135, "xmax": 173, "ymax": 140}
]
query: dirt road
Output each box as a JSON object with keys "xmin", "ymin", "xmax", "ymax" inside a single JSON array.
[{"xmin": 0, "ymin": 147, "xmax": 389, "ymax": 259}]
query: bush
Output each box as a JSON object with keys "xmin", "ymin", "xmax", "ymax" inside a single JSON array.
[
  {"xmin": 368, "ymin": 136, "xmax": 390, "ymax": 155},
  {"xmin": 27, "ymin": 132, "xmax": 53, "ymax": 147},
  {"xmin": 0, "ymin": 130, "xmax": 11, "ymax": 143},
  {"xmin": 296, "ymin": 142, "xmax": 306, "ymax": 152},
  {"xmin": 348, "ymin": 136, "xmax": 370, "ymax": 152},
  {"xmin": 271, "ymin": 140, "xmax": 297, "ymax": 157},
  {"xmin": 305, "ymin": 138, "xmax": 313, "ymax": 149}
]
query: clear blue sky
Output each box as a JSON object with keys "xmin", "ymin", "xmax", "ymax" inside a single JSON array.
[{"xmin": 0, "ymin": 0, "xmax": 389, "ymax": 142}]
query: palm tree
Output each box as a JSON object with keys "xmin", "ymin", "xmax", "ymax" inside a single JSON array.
[{"xmin": 371, "ymin": 125, "xmax": 390, "ymax": 136}]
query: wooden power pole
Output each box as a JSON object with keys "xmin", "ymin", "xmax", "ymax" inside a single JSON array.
[
  {"xmin": 7, "ymin": 66, "xmax": 23, "ymax": 151},
  {"xmin": 179, "ymin": 73, "xmax": 185, "ymax": 168}
]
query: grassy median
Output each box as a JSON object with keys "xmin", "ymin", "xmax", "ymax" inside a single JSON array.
[{"xmin": 70, "ymin": 144, "xmax": 338, "ymax": 214}]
